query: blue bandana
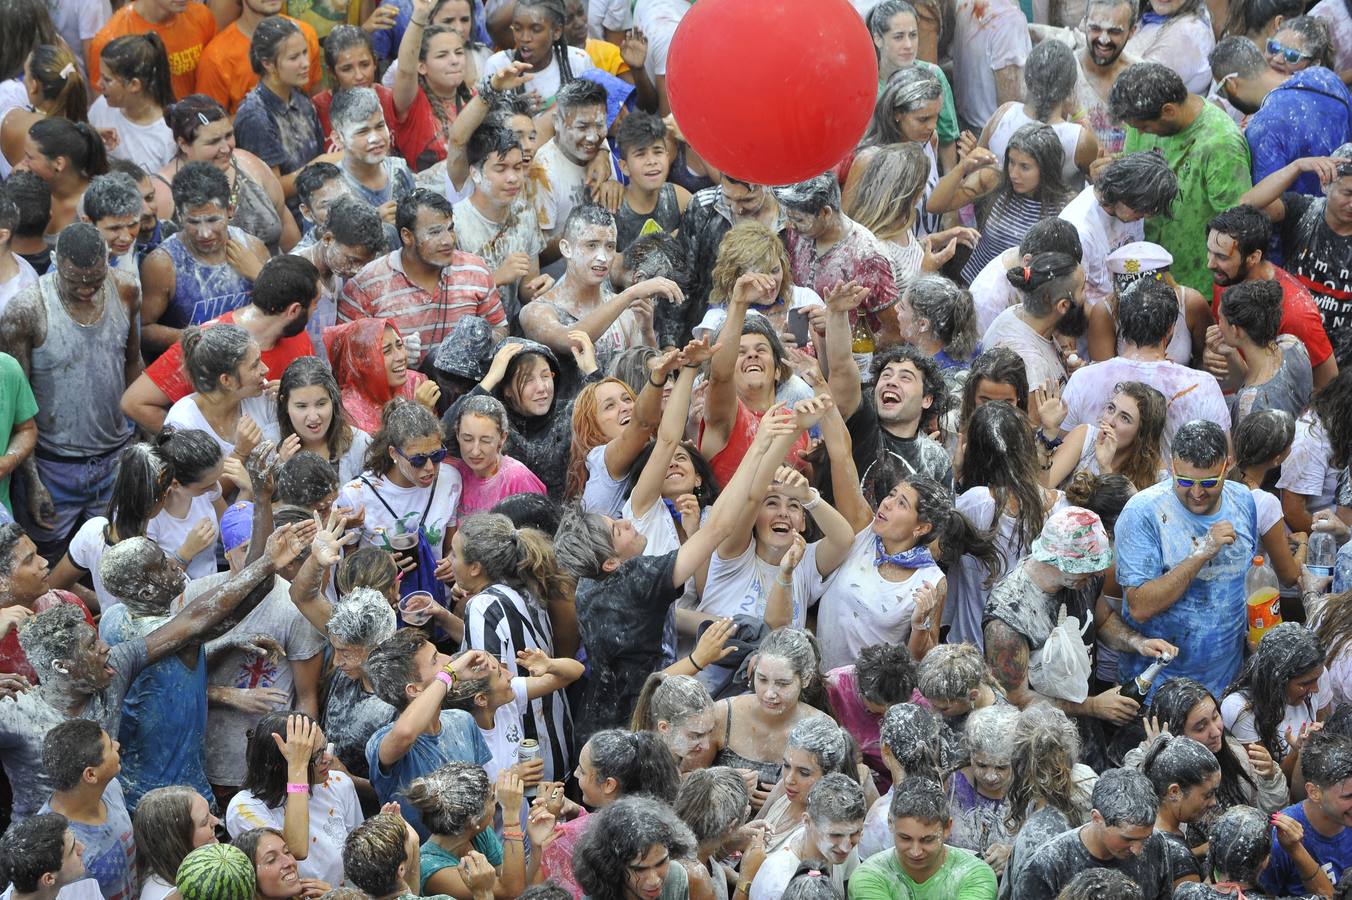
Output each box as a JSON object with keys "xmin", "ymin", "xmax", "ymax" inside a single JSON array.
[
  {"xmin": 1140, "ymin": 10, "xmax": 1169, "ymax": 24},
  {"xmin": 873, "ymin": 535, "xmax": 936, "ymax": 569}
]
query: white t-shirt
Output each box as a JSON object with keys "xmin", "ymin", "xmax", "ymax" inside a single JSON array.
[
  {"xmin": 581, "ymin": 443, "xmax": 628, "ymax": 518},
  {"xmin": 817, "ymin": 527, "xmax": 944, "ymax": 671},
  {"xmin": 0, "ymin": 881, "xmax": 102, "ymax": 900},
  {"xmin": 588, "ymin": 0, "xmax": 632, "ymax": 35},
  {"xmin": 481, "ymin": 45, "xmax": 595, "ymax": 102},
  {"xmin": 479, "ymin": 676, "xmax": 530, "ymax": 783},
  {"xmin": 700, "ymin": 540, "xmax": 825, "ymax": 630},
  {"xmin": 532, "ymin": 139, "xmax": 590, "ymax": 238},
  {"xmin": 139, "ymin": 875, "xmax": 174, "ymax": 900},
  {"xmin": 163, "ymin": 395, "xmax": 278, "ymax": 458},
  {"xmin": 631, "ymin": 0, "xmax": 692, "ymax": 75},
  {"xmin": 1277, "ymin": 412, "xmax": 1339, "ymax": 514},
  {"xmin": 1124, "ymin": 14, "xmax": 1215, "ymax": 94},
  {"xmin": 336, "ymin": 430, "xmax": 373, "ymax": 486},
  {"xmin": 1251, "ymin": 487, "xmax": 1285, "ymax": 537},
  {"xmin": 88, "ymin": 96, "xmax": 176, "ymax": 172},
  {"xmin": 67, "ymin": 517, "xmax": 117, "ymax": 611},
  {"xmin": 1059, "ymin": 356, "xmax": 1230, "ymax": 454},
  {"xmin": 1221, "ymin": 672, "xmax": 1333, "ymax": 758},
  {"xmin": 750, "ymin": 829, "xmax": 859, "ymax": 900},
  {"xmin": 0, "ymin": 254, "xmax": 37, "ymax": 317},
  {"xmin": 1058, "ymin": 184, "xmax": 1143, "ymax": 307},
  {"xmin": 336, "ymin": 467, "xmax": 463, "ymax": 551},
  {"xmin": 226, "ymin": 772, "xmax": 364, "ymax": 886},
  {"xmin": 981, "ymin": 305, "xmax": 1066, "ymax": 388},
  {"xmin": 50, "ymin": 0, "xmax": 112, "ymax": 78},
  {"xmin": 146, "ymin": 489, "xmax": 222, "ymax": 581},
  {"xmin": 952, "ymin": 0, "xmax": 1031, "ymax": 130},
  {"xmin": 970, "ymin": 246, "xmax": 1022, "ymax": 338}
]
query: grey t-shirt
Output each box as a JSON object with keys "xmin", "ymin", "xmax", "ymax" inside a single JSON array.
[
  {"xmin": 0, "ymin": 639, "xmax": 148, "ymax": 821},
  {"xmin": 202, "ymin": 575, "xmax": 325, "ymax": 787},
  {"xmin": 1015, "ymin": 826, "xmax": 1175, "ymax": 900},
  {"xmin": 1230, "ymin": 334, "xmax": 1314, "ymax": 432},
  {"xmin": 323, "ymin": 670, "xmax": 394, "ymax": 781}
]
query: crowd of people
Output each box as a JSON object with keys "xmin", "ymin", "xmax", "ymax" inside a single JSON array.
[{"xmin": 2, "ymin": 0, "xmax": 1352, "ymax": 897}]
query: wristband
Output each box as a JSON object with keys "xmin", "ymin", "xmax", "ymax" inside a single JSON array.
[
  {"xmin": 286, "ymin": 783, "xmax": 309, "ymax": 794},
  {"xmin": 683, "ymin": 362, "xmax": 701, "ymax": 368},
  {"xmin": 688, "ymin": 654, "xmax": 705, "ymax": 672},
  {"xmin": 802, "ymin": 488, "xmax": 822, "ymax": 511},
  {"xmin": 410, "ymin": 17, "xmax": 429, "ymax": 25},
  {"xmin": 173, "ymin": 550, "xmax": 191, "ymax": 565},
  {"xmin": 775, "ymin": 574, "xmax": 792, "ymax": 587},
  {"xmin": 502, "ymin": 830, "xmax": 524, "ymax": 840},
  {"xmin": 648, "ymin": 374, "xmax": 665, "ymax": 388},
  {"xmin": 435, "ymin": 670, "xmax": 454, "ymax": 688}
]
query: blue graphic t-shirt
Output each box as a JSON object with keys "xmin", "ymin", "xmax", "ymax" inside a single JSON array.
[{"xmin": 157, "ymin": 227, "xmax": 254, "ymax": 328}]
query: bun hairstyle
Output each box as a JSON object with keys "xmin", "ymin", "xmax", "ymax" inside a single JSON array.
[{"xmin": 1005, "ymin": 251, "xmax": 1080, "ymax": 315}]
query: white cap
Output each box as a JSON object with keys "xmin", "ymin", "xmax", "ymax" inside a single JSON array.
[{"xmin": 1106, "ymin": 242, "xmax": 1173, "ymax": 277}]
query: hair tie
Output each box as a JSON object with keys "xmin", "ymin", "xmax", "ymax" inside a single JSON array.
[
  {"xmin": 807, "ymin": 870, "xmax": 822, "ymax": 877},
  {"xmin": 59, "ymin": 63, "xmax": 74, "ymax": 80},
  {"xmin": 1023, "ymin": 266, "xmax": 1031, "ymax": 283}
]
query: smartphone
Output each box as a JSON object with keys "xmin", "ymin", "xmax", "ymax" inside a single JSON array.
[{"xmin": 787, "ymin": 307, "xmax": 811, "ymax": 348}]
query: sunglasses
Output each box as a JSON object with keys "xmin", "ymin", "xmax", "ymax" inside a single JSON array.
[
  {"xmin": 1173, "ymin": 475, "xmax": 1223, "ymax": 489},
  {"xmin": 395, "ymin": 446, "xmax": 448, "ymax": 468},
  {"xmin": 1267, "ymin": 38, "xmax": 1313, "ymax": 63}
]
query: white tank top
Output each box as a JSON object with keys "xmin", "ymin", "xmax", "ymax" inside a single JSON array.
[{"xmin": 987, "ymin": 104, "xmax": 1084, "ymax": 187}]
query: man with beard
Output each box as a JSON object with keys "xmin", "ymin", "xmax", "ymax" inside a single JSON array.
[
  {"xmin": 1113, "ymin": 62, "xmax": 1252, "ymax": 295},
  {"xmin": 0, "ymin": 514, "xmax": 307, "ymax": 822},
  {"xmin": 1240, "ymin": 149, "xmax": 1352, "ymax": 366},
  {"xmin": 1211, "ymin": 35, "xmax": 1352, "ymax": 195},
  {"xmin": 139, "ymin": 163, "xmax": 270, "ymax": 357},
  {"xmin": 340, "ymin": 189, "xmax": 506, "ymax": 367},
  {"xmin": 1116, "ymin": 419, "xmax": 1259, "ymax": 698},
  {"xmin": 0, "ymin": 225, "xmax": 141, "ymax": 563},
  {"xmin": 361, "ymin": 630, "xmax": 495, "ymax": 839},
  {"xmin": 981, "ymin": 252, "xmax": 1088, "ymax": 389},
  {"xmin": 1058, "ymin": 151, "xmax": 1178, "ymax": 308},
  {"xmin": 120, "ymin": 254, "xmax": 321, "ymax": 433},
  {"xmin": 1259, "ymin": 731, "xmax": 1352, "ymax": 895},
  {"xmin": 1206, "ymin": 204, "xmax": 1337, "ymax": 389},
  {"xmin": 534, "ymin": 79, "xmax": 609, "ymax": 253},
  {"xmin": 1071, "ymin": 0, "xmax": 1139, "ymax": 154}
]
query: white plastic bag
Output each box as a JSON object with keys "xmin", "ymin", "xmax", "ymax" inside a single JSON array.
[{"xmin": 1027, "ymin": 605, "xmax": 1092, "ymax": 703}]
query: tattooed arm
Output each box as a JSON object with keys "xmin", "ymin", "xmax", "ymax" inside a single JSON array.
[{"xmin": 982, "ymin": 618, "xmax": 1044, "ymax": 709}]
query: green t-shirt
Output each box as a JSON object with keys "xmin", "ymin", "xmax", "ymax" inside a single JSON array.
[
  {"xmin": 1123, "ymin": 102, "xmax": 1251, "ymax": 294},
  {"xmin": 418, "ymin": 830, "xmax": 504, "ymax": 892},
  {"xmin": 848, "ymin": 845, "xmax": 997, "ymax": 900},
  {"xmin": 0, "ymin": 353, "xmax": 37, "ymax": 513},
  {"xmin": 880, "ymin": 61, "xmax": 959, "ymax": 146}
]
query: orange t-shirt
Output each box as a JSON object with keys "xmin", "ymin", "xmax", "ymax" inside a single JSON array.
[
  {"xmin": 196, "ymin": 16, "xmax": 322, "ymax": 116},
  {"xmin": 88, "ymin": 3, "xmax": 218, "ymax": 101}
]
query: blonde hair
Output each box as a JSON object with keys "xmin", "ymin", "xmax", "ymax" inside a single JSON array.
[
  {"xmin": 709, "ymin": 222, "xmax": 793, "ymax": 306},
  {"xmin": 845, "ymin": 143, "xmax": 930, "ymax": 243}
]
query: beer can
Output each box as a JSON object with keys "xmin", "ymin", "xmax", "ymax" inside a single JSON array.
[{"xmin": 517, "ymin": 739, "xmax": 540, "ymax": 798}]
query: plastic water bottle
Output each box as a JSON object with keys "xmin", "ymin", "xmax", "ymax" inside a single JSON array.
[
  {"xmin": 1246, "ymin": 555, "xmax": 1282, "ymax": 647},
  {"xmin": 1307, "ymin": 530, "xmax": 1337, "ymax": 578}
]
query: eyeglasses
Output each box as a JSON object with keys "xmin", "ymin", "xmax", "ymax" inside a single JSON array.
[
  {"xmin": 1173, "ymin": 474, "xmax": 1223, "ymax": 489},
  {"xmin": 395, "ymin": 446, "xmax": 448, "ymax": 468},
  {"xmin": 1267, "ymin": 38, "xmax": 1313, "ymax": 63}
]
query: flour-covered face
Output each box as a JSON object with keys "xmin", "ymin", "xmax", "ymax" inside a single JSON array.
[
  {"xmin": 556, "ymin": 105, "xmax": 607, "ymax": 164},
  {"xmin": 338, "ymin": 108, "xmax": 390, "ymax": 164},
  {"xmin": 561, "ymin": 224, "xmax": 616, "ymax": 286},
  {"xmin": 661, "ymin": 708, "xmax": 715, "ymax": 761},
  {"xmin": 811, "ymin": 816, "xmax": 863, "ymax": 866}
]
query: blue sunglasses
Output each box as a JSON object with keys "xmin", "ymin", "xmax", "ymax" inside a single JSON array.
[{"xmin": 396, "ymin": 446, "xmax": 448, "ymax": 468}]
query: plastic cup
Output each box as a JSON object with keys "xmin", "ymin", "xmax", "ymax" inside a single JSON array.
[
  {"xmin": 388, "ymin": 532, "xmax": 418, "ymax": 551},
  {"xmin": 399, "ymin": 591, "xmax": 434, "ymax": 625}
]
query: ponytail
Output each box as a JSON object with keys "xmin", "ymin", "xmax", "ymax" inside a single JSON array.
[
  {"xmin": 906, "ymin": 475, "xmax": 1000, "ymax": 585},
  {"xmin": 630, "ymin": 672, "xmax": 713, "ymax": 732},
  {"xmin": 515, "ymin": 527, "xmax": 573, "ymax": 607},
  {"xmin": 106, "ymin": 442, "xmax": 173, "ymax": 541},
  {"xmin": 30, "ymin": 117, "xmax": 107, "ymax": 179},
  {"xmin": 27, "ymin": 44, "xmax": 88, "ymax": 124},
  {"xmin": 101, "ymin": 32, "xmax": 175, "ymax": 113}
]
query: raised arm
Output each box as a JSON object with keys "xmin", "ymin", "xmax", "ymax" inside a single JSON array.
[
  {"xmin": 818, "ymin": 395, "xmax": 871, "ymax": 532},
  {"xmin": 1239, "ymin": 157, "xmax": 1340, "ymax": 223},
  {"xmin": 925, "ymin": 146, "xmax": 1000, "ymax": 215},
  {"xmin": 141, "ymin": 524, "xmax": 305, "ymax": 663},
  {"xmin": 675, "ymin": 403, "xmax": 800, "ymax": 587},
  {"xmin": 287, "ymin": 510, "xmax": 358, "ymax": 633},
  {"xmin": 519, "ymin": 276, "xmax": 681, "ymax": 355},
  {"xmin": 701, "ymin": 272, "xmax": 779, "ymax": 459},
  {"xmin": 377, "ymin": 650, "xmax": 496, "ymax": 768},
  {"xmin": 629, "ymin": 338, "xmax": 715, "ymax": 517},
  {"xmin": 822, "ymin": 281, "xmax": 868, "ymax": 419},
  {"xmin": 514, "ymin": 647, "xmax": 585, "ymax": 700},
  {"xmin": 391, "ymin": 0, "xmax": 433, "ymax": 118},
  {"xmin": 603, "ymin": 347, "xmax": 682, "ymax": 480},
  {"xmin": 714, "ymin": 404, "xmax": 809, "ymax": 561},
  {"xmin": 275, "ymin": 714, "xmax": 322, "ymax": 861}
]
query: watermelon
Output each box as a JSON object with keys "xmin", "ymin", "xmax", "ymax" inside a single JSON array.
[{"xmin": 176, "ymin": 844, "xmax": 256, "ymax": 900}]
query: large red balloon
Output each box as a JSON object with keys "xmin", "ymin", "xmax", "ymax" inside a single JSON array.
[{"xmin": 666, "ymin": 0, "xmax": 878, "ymax": 186}]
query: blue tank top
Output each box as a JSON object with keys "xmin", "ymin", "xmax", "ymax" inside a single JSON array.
[{"xmin": 158, "ymin": 226, "xmax": 254, "ymax": 328}]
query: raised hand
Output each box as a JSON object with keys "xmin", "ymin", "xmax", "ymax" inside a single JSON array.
[
  {"xmin": 271, "ymin": 712, "xmax": 323, "ymax": 772},
  {"xmin": 489, "ymin": 60, "xmax": 535, "ymax": 92},
  {"xmin": 414, "ymin": 379, "xmax": 442, "ymax": 412},
  {"xmin": 310, "ymin": 510, "xmax": 355, "ymax": 569},
  {"xmin": 276, "ymin": 433, "xmax": 303, "ymax": 464},
  {"xmin": 824, "ymin": 280, "xmax": 869, "ymax": 313},
  {"xmin": 243, "ymin": 439, "xmax": 278, "ymax": 498},
  {"xmin": 620, "ymin": 27, "xmax": 649, "ymax": 69},
  {"xmin": 1031, "ymin": 381, "xmax": 1067, "ymax": 435},
  {"xmin": 771, "ymin": 465, "xmax": 811, "ymax": 501},
  {"xmin": 568, "ymin": 329, "xmax": 598, "ymax": 374},
  {"xmin": 234, "ymin": 416, "xmax": 264, "ymax": 463},
  {"xmin": 680, "ymin": 335, "xmax": 719, "ymax": 367},
  {"xmin": 730, "ymin": 272, "xmax": 779, "ymax": 307},
  {"xmin": 265, "ymin": 523, "xmax": 306, "ymax": 571},
  {"xmin": 179, "ymin": 517, "xmax": 219, "ymax": 562},
  {"xmin": 793, "ymin": 393, "xmax": 834, "ymax": 430}
]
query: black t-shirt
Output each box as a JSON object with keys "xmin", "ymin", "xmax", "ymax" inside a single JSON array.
[
  {"xmin": 1016, "ymin": 826, "xmax": 1175, "ymax": 900},
  {"xmin": 845, "ymin": 392, "xmax": 955, "ymax": 506},
  {"xmin": 1279, "ymin": 192, "xmax": 1352, "ymax": 364},
  {"xmin": 574, "ymin": 550, "xmax": 681, "ymax": 745}
]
